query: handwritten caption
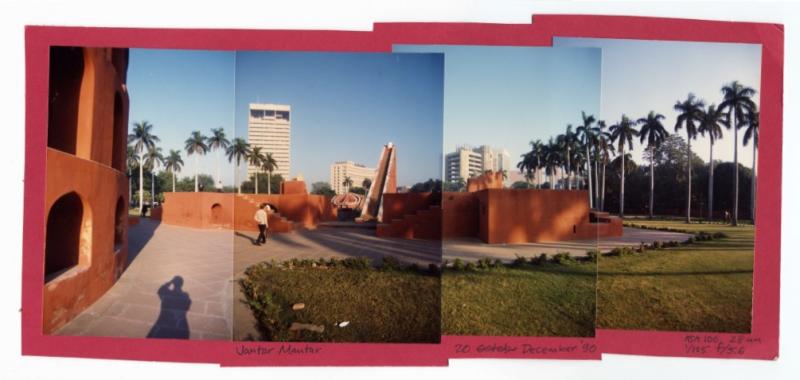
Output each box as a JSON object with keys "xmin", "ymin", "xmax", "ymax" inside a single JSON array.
[
  {"xmin": 684, "ymin": 334, "xmax": 761, "ymax": 356},
  {"xmin": 236, "ymin": 344, "xmax": 322, "ymax": 356},
  {"xmin": 453, "ymin": 342, "xmax": 596, "ymax": 356}
]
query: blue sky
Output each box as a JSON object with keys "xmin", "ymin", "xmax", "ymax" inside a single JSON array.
[
  {"xmin": 234, "ymin": 52, "xmax": 443, "ymax": 187},
  {"xmin": 554, "ymin": 38, "xmax": 761, "ymax": 167},
  {"xmin": 127, "ymin": 49, "xmax": 444, "ymax": 188},
  {"xmin": 393, "ymin": 45, "xmax": 602, "ymax": 169},
  {"xmin": 127, "ymin": 49, "xmax": 235, "ymax": 184}
]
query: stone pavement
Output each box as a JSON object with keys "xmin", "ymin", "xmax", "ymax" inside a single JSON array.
[
  {"xmin": 56, "ymin": 218, "xmax": 233, "ymax": 340},
  {"xmin": 444, "ymin": 227, "xmax": 693, "ymax": 262}
]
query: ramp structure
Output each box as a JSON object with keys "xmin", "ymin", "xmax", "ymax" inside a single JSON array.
[{"xmin": 358, "ymin": 143, "xmax": 397, "ymax": 222}]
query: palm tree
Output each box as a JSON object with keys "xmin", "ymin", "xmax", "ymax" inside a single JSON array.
[
  {"xmin": 637, "ymin": 111, "xmax": 669, "ymax": 219},
  {"xmin": 595, "ymin": 121, "xmax": 613, "ymax": 209},
  {"xmin": 247, "ymin": 147, "xmax": 266, "ymax": 194},
  {"xmin": 226, "ymin": 138, "xmax": 251, "ymax": 194},
  {"xmin": 142, "ymin": 146, "xmax": 164, "ymax": 205},
  {"xmin": 576, "ymin": 112, "xmax": 598, "ymax": 207},
  {"xmin": 128, "ymin": 121, "xmax": 160, "ymax": 213},
  {"xmin": 164, "ymin": 150, "xmax": 184, "ymax": 193},
  {"xmin": 126, "ymin": 146, "xmax": 139, "ymax": 207},
  {"xmin": 342, "ymin": 176, "xmax": 354, "ymax": 193},
  {"xmin": 262, "ymin": 153, "xmax": 278, "ymax": 195},
  {"xmin": 184, "ymin": 131, "xmax": 208, "ymax": 192},
  {"xmin": 743, "ymin": 110, "xmax": 759, "ymax": 223},
  {"xmin": 207, "ymin": 127, "xmax": 231, "ymax": 190},
  {"xmin": 674, "ymin": 93, "xmax": 705, "ymax": 223},
  {"xmin": 609, "ymin": 115, "xmax": 638, "ymax": 218},
  {"xmin": 559, "ymin": 125, "xmax": 577, "ymax": 189},
  {"xmin": 697, "ymin": 104, "xmax": 727, "ymax": 221},
  {"xmin": 529, "ymin": 140, "xmax": 544, "ymax": 188},
  {"xmin": 544, "ymin": 138, "xmax": 562, "ymax": 189},
  {"xmin": 719, "ymin": 81, "xmax": 757, "ymax": 226}
]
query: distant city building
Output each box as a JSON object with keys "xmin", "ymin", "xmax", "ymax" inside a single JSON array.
[
  {"xmin": 444, "ymin": 145, "xmax": 511, "ymax": 183},
  {"xmin": 248, "ymin": 103, "xmax": 291, "ymax": 179},
  {"xmin": 330, "ymin": 160, "xmax": 377, "ymax": 195}
]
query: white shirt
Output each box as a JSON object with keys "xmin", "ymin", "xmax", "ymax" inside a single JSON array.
[{"xmin": 254, "ymin": 208, "xmax": 268, "ymax": 227}]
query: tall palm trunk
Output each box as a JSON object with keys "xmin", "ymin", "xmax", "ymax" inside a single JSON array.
[
  {"xmin": 594, "ymin": 159, "xmax": 600, "ymax": 209},
  {"xmin": 586, "ymin": 144, "xmax": 593, "ymax": 208},
  {"xmin": 732, "ymin": 112, "xmax": 739, "ymax": 226},
  {"xmin": 138, "ymin": 164, "xmax": 144, "ymax": 213},
  {"xmin": 619, "ymin": 147, "xmax": 625, "ymax": 217},
  {"xmin": 151, "ymin": 171, "xmax": 156, "ymax": 205},
  {"xmin": 194, "ymin": 154, "xmax": 199, "ymax": 192},
  {"xmin": 649, "ymin": 147, "xmax": 655, "ymax": 219},
  {"xmin": 686, "ymin": 139, "xmax": 693, "ymax": 223},
  {"xmin": 216, "ymin": 149, "xmax": 222, "ymax": 190},
  {"xmin": 129, "ymin": 172, "xmax": 132, "ymax": 207},
  {"xmin": 601, "ymin": 161, "xmax": 607, "ymax": 211},
  {"xmin": 267, "ymin": 171, "xmax": 272, "ymax": 195},
  {"xmin": 254, "ymin": 172, "xmax": 259, "ymax": 194},
  {"xmin": 566, "ymin": 147, "xmax": 572, "ymax": 190},
  {"xmin": 708, "ymin": 140, "xmax": 715, "ymax": 221},
  {"xmin": 172, "ymin": 171, "xmax": 176, "ymax": 192},
  {"xmin": 751, "ymin": 142, "xmax": 757, "ymax": 223}
]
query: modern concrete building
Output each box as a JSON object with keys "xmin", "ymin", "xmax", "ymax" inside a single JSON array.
[
  {"xmin": 444, "ymin": 145, "xmax": 511, "ymax": 183},
  {"xmin": 330, "ymin": 160, "xmax": 376, "ymax": 195},
  {"xmin": 247, "ymin": 103, "xmax": 291, "ymax": 179}
]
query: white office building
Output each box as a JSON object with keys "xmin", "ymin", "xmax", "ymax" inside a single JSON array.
[
  {"xmin": 330, "ymin": 161, "xmax": 376, "ymax": 195},
  {"xmin": 444, "ymin": 145, "xmax": 511, "ymax": 183},
  {"xmin": 247, "ymin": 103, "xmax": 291, "ymax": 179}
]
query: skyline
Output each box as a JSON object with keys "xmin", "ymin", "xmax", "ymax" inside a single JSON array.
[
  {"xmin": 393, "ymin": 45, "xmax": 602, "ymax": 171},
  {"xmin": 554, "ymin": 37, "xmax": 761, "ymax": 168},
  {"xmin": 128, "ymin": 49, "xmax": 444, "ymax": 188}
]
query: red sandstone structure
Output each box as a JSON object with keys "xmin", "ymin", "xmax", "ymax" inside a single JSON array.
[
  {"xmin": 359, "ymin": 143, "xmax": 397, "ymax": 222},
  {"xmin": 44, "ymin": 47, "xmax": 130, "ymax": 333},
  {"xmin": 376, "ymin": 171, "xmax": 623, "ymax": 243}
]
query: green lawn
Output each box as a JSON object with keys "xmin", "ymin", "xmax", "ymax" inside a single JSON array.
[
  {"xmin": 598, "ymin": 219, "xmax": 754, "ymax": 333},
  {"xmin": 240, "ymin": 260, "xmax": 441, "ymax": 343},
  {"xmin": 442, "ymin": 263, "xmax": 596, "ymax": 337}
]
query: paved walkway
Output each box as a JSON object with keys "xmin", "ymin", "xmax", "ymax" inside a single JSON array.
[
  {"xmin": 56, "ymin": 218, "xmax": 233, "ymax": 340},
  {"xmin": 444, "ymin": 227, "xmax": 693, "ymax": 262}
]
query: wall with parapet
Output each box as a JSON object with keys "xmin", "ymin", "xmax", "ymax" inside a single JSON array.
[
  {"xmin": 43, "ymin": 47, "xmax": 130, "ymax": 334},
  {"xmin": 161, "ymin": 193, "xmax": 336, "ymax": 232}
]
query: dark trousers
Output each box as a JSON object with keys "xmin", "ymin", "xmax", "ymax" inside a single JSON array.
[{"xmin": 257, "ymin": 224, "xmax": 267, "ymax": 244}]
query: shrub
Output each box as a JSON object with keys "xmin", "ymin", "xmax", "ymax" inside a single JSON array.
[
  {"xmin": 427, "ymin": 263, "xmax": 441, "ymax": 275},
  {"xmin": 452, "ymin": 258, "xmax": 465, "ymax": 271},
  {"xmin": 381, "ymin": 256, "xmax": 401, "ymax": 271},
  {"xmin": 493, "ymin": 259, "xmax": 504, "ymax": 267},
  {"xmin": 341, "ymin": 257, "xmax": 371, "ymax": 270},
  {"xmin": 464, "ymin": 262, "xmax": 477, "ymax": 271},
  {"xmin": 552, "ymin": 252, "xmax": 574, "ymax": 264},
  {"xmin": 476, "ymin": 257, "xmax": 494, "ymax": 269},
  {"xmin": 586, "ymin": 250, "xmax": 599, "ymax": 262},
  {"xmin": 408, "ymin": 263, "xmax": 420, "ymax": 272},
  {"xmin": 530, "ymin": 253, "xmax": 548, "ymax": 266},
  {"xmin": 713, "ymin": 232, "xmax": 728, "ymax": 239},
  {"xmin": 653, "ymin": 240, "xmax": 663, "ymax": 249},
  {"xmin": 512, "ymin": 255, "xmax": 528, "ymax": 267}
]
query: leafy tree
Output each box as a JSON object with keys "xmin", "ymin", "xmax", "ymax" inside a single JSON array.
[
  {"xmin": 511, "ymin": 181, "xmax": 530, "ymax": 189},
  {"xmin": 674, "ymin": 93, "xmax": 705, "ymax": 223},
  {"xmin": 184, "ymin": 130, "xmax": 208, "ymax": 192},
  {"xmin": 226, "ymin": 137, "xmax": 250, "ymax": 194},
  {"xmin": 247, "ymin": 146, "xmax": 265, "ymax": 194},
  {"xmin": 207, "ymin": 127, "xmax": 230, "ymax": 190},
  {"xmin": 128, "ymin": 121, "xmax": 160, "ymax": 213},
  {"xmin": 164, "ymin": 149, "xmax": 184, "ymax": 193},
  {"xmin": 609, "ymin": 114, "xmax": 638, "ymax": 217},
  {"xmin": 310, "ymin": 181, "xmax": 336, "ymax": 196},
  {"xmin": 350, "ymin": 186, "xmax": 367, "ymax": 195},
  {"xmin": 719, "ymin": 81, "xmax": 757, "ymax": 225},
  {"xmin": 410, "ymin": 179, "xmax": 443, "ymax": 193},
  {"xmin": 362, "ymin": 178, "xmax": 372, "ymax": 191},
  {"xmin": 637, "ymin": 111, "xmax": 669, "ymax": 218},
  {"xmin": 698, "ymin": 104, "xmax": 728, "ymax": 220}
]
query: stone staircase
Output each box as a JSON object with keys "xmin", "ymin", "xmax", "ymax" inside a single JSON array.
[
  {"xmin": 376, "ymin": 205, "xmax": 442, "ymax": 240},
  {"xmin": 235, "ymin": 193, "xmax": 297, "ymax": 233}
]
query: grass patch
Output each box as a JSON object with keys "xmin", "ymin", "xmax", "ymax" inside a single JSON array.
[
  {"xmin": 442, "ymin": 261, "xmax": 596, "ymax": 337},
  {"xmin": 240, "ymin": 258, "xmax": 440, "ymax": 343},
  {"xmin": 599, "ymin": 219, "xmax": 754, "ymax": 333}
]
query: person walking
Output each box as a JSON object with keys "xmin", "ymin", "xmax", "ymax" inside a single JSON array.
[{"xmin": 254, "ymin": 203, "xmax": 269, "ymax": 245}]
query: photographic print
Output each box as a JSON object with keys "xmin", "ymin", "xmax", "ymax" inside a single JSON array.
[{"xmin": 555, "ymin": 37, "xmax": 761, "ymax": 334}]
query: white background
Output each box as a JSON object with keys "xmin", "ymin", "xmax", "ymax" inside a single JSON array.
[{"xmin": 1, "ymin": 1, "xmax": 798, "ymax": 379}]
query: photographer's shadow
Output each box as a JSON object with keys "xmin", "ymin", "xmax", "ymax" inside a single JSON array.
[{"xmin": 147, "ymin": 276, "xmax": 192, "ymax": 339}]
